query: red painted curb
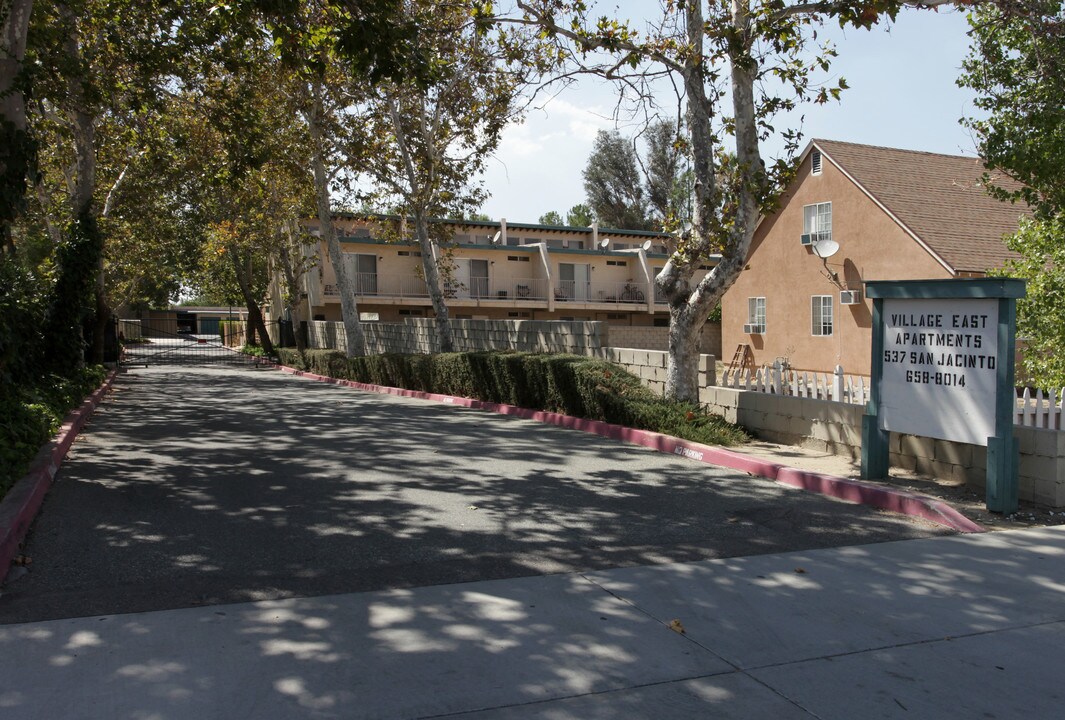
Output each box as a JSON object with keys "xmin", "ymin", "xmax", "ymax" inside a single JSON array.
[
  {"xmin": 0, "ymin": 370, "xmax": 118, "ymax": 581},
  {"xmin": 274, "ymin": 364, "xmax": 984, "ymax": 534}
]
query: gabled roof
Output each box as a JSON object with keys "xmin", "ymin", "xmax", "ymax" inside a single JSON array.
[{"xmin": 807, "ymin": 139, "xmax": 1028, "ymax": 274}]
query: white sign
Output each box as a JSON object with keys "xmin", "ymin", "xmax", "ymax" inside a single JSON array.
[{"xmin": 879, "ymin": 298, "xmax": 999, "ymax": 445}]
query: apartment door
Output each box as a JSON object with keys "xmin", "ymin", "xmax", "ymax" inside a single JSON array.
[
  {"xmin": 468, "ymin": 259, "xmax": 489, "ymax": 298},
  {"xmin": 345, "ymin": 253, "xmax": 377, "ymax": 295},
  {"xmin": 451, "ymin": 259, "xmax": 489, "ymax": 299},
  {"xmin": 558, "ymin": 263, "xmax": 589, "ymax": 301},
  {"xmin": 450, "ymin": 259, "xmax": 470, "ymax": 298}
]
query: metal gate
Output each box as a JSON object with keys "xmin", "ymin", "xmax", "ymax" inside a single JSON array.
[{"xmin": 120, "ymin": 323, "xmax": 274, "ymax": 368}]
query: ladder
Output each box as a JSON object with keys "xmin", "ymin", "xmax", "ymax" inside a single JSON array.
[{"xmin": 727, "ymin": 343, "xmax": 755, "ymax": 375}]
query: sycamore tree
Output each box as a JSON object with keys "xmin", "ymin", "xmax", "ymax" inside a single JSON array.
[
  {"xmin": 960, "ymin": 1, "xmax": 1065, "ymax": 388},
  {"xmin": 355, "ymin": 0, "xmax": 537, "ymax": 353},
  {"xmin": 266, "ymin": 0, "xmax": 423, "ymax": 358},
  {"xmin": 169, "ymin": 31, "xmax": 329, "ymax": 354},
  {"xmin": 508, "ymin": 0, "xmax": 948, "ymax": 402},
  {"xmin": 27, "ymin": 0, "xmax": 192, "ymax": 367},
  {"xmin": 0, "ymin": 0, "xmax": 33, "ymax": 255}
]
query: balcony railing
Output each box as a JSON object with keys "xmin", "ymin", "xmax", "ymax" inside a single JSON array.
[
  {"xmin": 324, "ymin": 274, "xmax": 549, "ymax": 302},
  {"xmin": 555, "ymin": 280, "xmax": 650, "ymax": 304},
  {"xmin": 324, "ymin": 273, "xmax": 428, "ymax": 298},
  {"xmin": 321, "ymin": 273, "xmax": 667, "ymax": 306}
]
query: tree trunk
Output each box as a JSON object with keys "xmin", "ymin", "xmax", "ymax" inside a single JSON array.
[
  {"xmin": 385, "ymin": 97, "xmax": 454, "ymax": 353},
  {"xmin": 659, "ymin": 0, "xmax": 762, "ymax": 402},
  {"xmin": 414, "ymin": 211, "xmax": 454, "ymax": 352},
  {"xmin": 230, "ymin": 250, "xmax": 274, "ymax": 354},
  {"xmin": 92, "ymin": 270, "xmax": 108, "ymax": 363},
  {"xmin": 666, "ymin": 305, "xmax": 703, "ymax": 402},
  {"xmin": 658, "ymin": 0, "xmax": 715, "ymax": 400},
  {"xmin": 50, "ymin": 2, "xmax": 103, "ymax": 369},
  {"xmin": 306, "ymin": 79, "xmax": 365, "ymax": 357},
  {"xmin": 0, "ymin": 0, "xmax": 33, "ymax": 254},
  {"xmin": 278, "ymin": 222, "xmax": 307, "ymax": 353}
]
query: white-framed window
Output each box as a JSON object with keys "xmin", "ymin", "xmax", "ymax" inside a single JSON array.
[
  {"xmin": 747, "ymin": 297, "xmax": 766, "ymax": 333},
  {"xmin": 803, "ymin": 202, "xmax": 832, "ymax": 243},
  {"xmin": 811, "ymin": 295, "xmax": 833, "ymax": 336}
]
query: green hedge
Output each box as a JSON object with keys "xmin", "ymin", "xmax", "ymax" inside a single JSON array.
[
  {"xmin": 277, "ymin": 348, "xmax": 748, "ymax": 447},
  {"xmin": 1, "ymin": 366, "xmax": 107, "ymax": 498}
]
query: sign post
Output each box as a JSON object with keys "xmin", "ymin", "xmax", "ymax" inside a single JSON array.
[{"xmin": 861, "ymin": 278, "xmax": 1026, "ymax": 513}]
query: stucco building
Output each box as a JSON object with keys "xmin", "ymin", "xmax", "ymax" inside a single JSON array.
[
  {"xmin": 721, "ymin": 139, "xmax": 1027, "ymax": 376},
  {"xmin": 285, "ymin": 214, "xmax": 683, "ymax": 327}
]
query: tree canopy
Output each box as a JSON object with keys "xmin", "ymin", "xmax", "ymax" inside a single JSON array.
[
  {"xmin": 961, "ymin": 1, "xmax": 1065, "ymax": 389},
  {"xmin": 506, "ymin": 0, "xmax": 934, "ymax": 400},
  {"xmin": 960, "ymin": 1, "xmax": 1065, "ymax": 216},
  {"xmin": 583, "ymin": 129, "xmax": 653, "ymax": 231}
]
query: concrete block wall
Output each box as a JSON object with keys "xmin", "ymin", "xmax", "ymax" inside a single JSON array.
[
  {"xmin": 608, "ymin": 322, "xmax": 722, "ymax": 357},
  {"xmin": 595, "ymin": 348, "xmax": 716, "ymax": 397},
  {"xmin": 698, "ymin": 385, "xmax": 1065, "ymax": 508},
  {"xmin": 307, "ymin": 319, "xmax": 607, "ymax": 355},
  {"xmin": 305, "ymin": 320, "xmax": 718, "ymax": 397}
]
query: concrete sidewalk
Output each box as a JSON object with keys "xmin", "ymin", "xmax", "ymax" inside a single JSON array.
[{"xmin": 2, "ymin": 525, "xmax": 1062, "ymax": 719}]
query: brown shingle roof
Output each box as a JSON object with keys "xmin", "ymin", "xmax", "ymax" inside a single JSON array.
[{"xmin": 812, "ymin": 139, "xmax": 1028, "ymax": 274}]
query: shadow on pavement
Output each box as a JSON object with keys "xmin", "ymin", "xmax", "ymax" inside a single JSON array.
[{"xmin": 0, "ymin": 365, "xmax": 948, "ymax": 624}]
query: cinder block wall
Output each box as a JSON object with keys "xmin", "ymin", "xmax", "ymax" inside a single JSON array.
[
  {"xmin": 699, "ymin": 385, "xmax": 1065, "ymax": 508},
  {"xmin": 608, "ymin": 322, "xmax": 721, "ymax": 357},
  {"xmin": 594, "ymin": 348, "xmax": 716, "ymax": 397},
  {"xmin": 305, "ymin": 320, "xmax": 717, "ymax": 396},
  {"xmin": 308, "ymin": 319, "xmax": 607, "ymax": 355}
]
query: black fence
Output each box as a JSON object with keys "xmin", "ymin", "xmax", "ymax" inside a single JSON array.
[{"xmin": 120, "ymin": 322, "xmax": 276, "ymax": 368}]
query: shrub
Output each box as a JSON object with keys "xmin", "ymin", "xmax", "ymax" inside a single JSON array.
[
  {"xmin": 274, "ymin": 348, "xmax": 748, "ymax": 447},
  {"xmin": 1, "ymin": 366, "xmax": 108, "ymax": 498},
  {"xmin": 240, "ymin": 344, "xmax": 269, "ymax": 358}
]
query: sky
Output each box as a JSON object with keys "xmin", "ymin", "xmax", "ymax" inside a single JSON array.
[{"xmin": 479, "ymin": 6, "xmax": 981, "ymax": 224}]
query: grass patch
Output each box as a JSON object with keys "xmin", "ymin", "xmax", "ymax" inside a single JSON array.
[
  {"xmin": 276, "ymin": 348, "xmax": 748, "ymax": 447},
  {"xmin": 0, "ymin": 366, "xmax": 107, "ymax": 500}
]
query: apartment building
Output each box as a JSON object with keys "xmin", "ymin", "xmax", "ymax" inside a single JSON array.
[
  {"xmin": 283, "ymin": 214, "xmax": 687, "ymax": 327},
  {"xmin": 722, "ymin": 139, "xmax": 1027, "ymax": 375}
]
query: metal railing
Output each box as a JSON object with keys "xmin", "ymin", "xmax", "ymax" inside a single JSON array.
[
  {"xmin": 323, "ymin": 274, "xmax": 549, "ymax": 302},
  {"xmin": 552, "ymin": 280, "xmax": 652, "ymax": 304}
]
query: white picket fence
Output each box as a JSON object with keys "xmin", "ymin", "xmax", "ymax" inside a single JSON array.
[
  {"xmin": 1014, "ymin": 388, "xmax": 1065, "ymax": 430},
  {"xmin": 721, "ymin": 362, "xmax": 870, "ymax": 406},
  {"xmin": 721, "ymin": 362, "xmax": 1062, "ymax": 430}
]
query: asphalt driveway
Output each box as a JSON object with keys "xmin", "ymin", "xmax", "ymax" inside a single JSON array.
[{"xmin": 0, "ymin": 365, "xmax": 948, "ymax": 623}]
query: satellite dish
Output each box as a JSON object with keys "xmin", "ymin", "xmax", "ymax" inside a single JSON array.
[
  {"xmin": 812, "ymin": 239, "xmax": 839, "ymax": 259},
  {"xmin": 490, "ymin": 231, "xmax": 502, "ymax": 244},
  {"xmin": 641, "ymin": 239, "xmax": 652, "ymax": 251},
  {"xmin": 599, "ymin": 237, "xmax": 610, "ymax": 249}
]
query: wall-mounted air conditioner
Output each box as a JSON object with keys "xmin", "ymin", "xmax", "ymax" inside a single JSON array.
[
  {"xmin": 840, "ymin": 290, "xmax": 862, "ymax": 305},
  {"xmin": 742, "ymin": 323, "xmax": 764, "ymax": 334},
  {"xmin": 800, "ymin": 233, "xmax": 813, "ymax": 246}
]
